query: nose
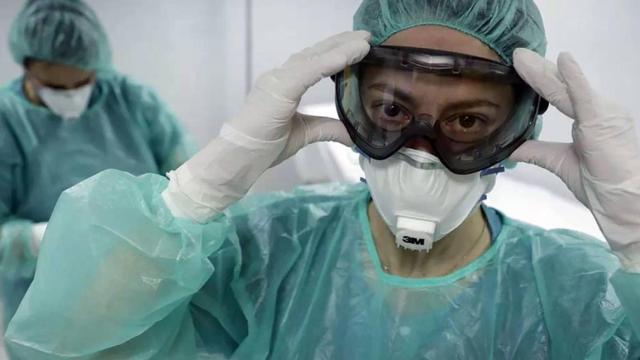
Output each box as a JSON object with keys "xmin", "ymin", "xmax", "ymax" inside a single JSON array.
[
  {"xmin": 405, "ymin": 137, "xmax": 435, "ymax": 154},
  {"xmin": 405, "ymin": 113, "xmax": 437, "ymax": 154}
]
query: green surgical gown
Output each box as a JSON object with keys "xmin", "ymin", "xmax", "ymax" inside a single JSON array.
[
  {"xmin": 5, "ymin": 170, "xmax": 640, "ymax": 359},
  {"xmin": 0, "ymin": 75, "xmax": 195, "ymax": 328}
]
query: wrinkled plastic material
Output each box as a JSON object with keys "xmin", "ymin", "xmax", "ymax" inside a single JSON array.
[
  {"xmin": 353, "ymin": 0, "xmax": 547, "ymax": 64},
  {"xmin": 6, "ymin": 170, "xmax": 640, "ymax": 359},
  {"xmin": 9, "ymin": 0, "xmax": 112, "ymax": 71},
  {"xmin": 0, "ymin": 73, "xmax": 195, "ymax": 328}
]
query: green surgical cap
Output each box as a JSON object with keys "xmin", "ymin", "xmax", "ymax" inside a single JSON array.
[
  {"xmin": 9, "ymin": 0, "xmax": 112, "ymax": 71},
  {"xmin": 353, "ymin": 0, "xmax": 547, "ymax": 64}
]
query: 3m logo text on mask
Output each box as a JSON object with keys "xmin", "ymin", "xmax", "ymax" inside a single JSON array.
[{"xmin": 402, "ymin": 236, "xmax": 425, "ymax": 246}]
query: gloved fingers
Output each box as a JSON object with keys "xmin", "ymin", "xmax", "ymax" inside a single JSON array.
[
  {"xmin": 509, "ymin": 140, "xmax": 585, "ymax": 202},
  {"xmin": 30, "ymin": 222, "xmax": 48, "ymax": 255},
  {"xmin": 299, "ymin": 114, "xmax": 353, "ymax": 146},
  {"xmin": 273, "ymin": 113, "xmax": 353, "ymax": 166},
  {"xmin": 317, "ymin": 38, "xmax": 372, "ymax": 78},
  {"xmin": 289, "ymin": 31, "xmax": 371, "ymax": 64},
  {"xmin": 556, "ymin": 52, "xmax": 598, "ymax": 125},
  {"xmin": 268, "ymin": 31, "xmax": 371, "ymax": 99},
  {"xmin": 558, "ymin": 52, "xmax": 640, "ymax": 180},
  {"xmin": 32, "ymin": 222, "xmax": 47, "ymax": 241},
  {"xmin": 509, "ymin": 140, "xmax": 571, "ymax": 169},
  {"xmin": 513, "ymin": 48, "xmax": 576, "ymax": 119}
]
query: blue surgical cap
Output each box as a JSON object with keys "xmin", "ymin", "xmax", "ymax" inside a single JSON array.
[
  {"xmin": 353, "ymin": 0, "xmax": 547, "ymax": 64},
  {"xmin": 9, "ymin": 0, "xmax": 112, "ymax": 71}
]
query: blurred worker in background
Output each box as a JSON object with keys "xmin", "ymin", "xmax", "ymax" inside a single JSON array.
[{"xmin": 0, "ymin": 0, "xmax": 195, "ymax": 329}]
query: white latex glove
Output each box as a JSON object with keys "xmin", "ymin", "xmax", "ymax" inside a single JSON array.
[
  {"xmin": 510, "ymin": 48, "xmax": 640, "ymax": 271},
  {"xmin": 162, "ymin": 31, "xmax": 370, "ymax": 223},
  {"xmin": 31, "ymin": 222, "xmax": 47, "ymax": 255}
]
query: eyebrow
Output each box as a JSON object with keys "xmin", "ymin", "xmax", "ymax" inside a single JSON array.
[
  {"xmin": 367, "ymin": 83, "xmax": 416, "ymax": 107},
  {"xmin": 444, "ymin": 99, "xmax": 501, "ymax": 111},
  {"xmin": 367, "ymin": 82, "xmax": 502, "ymax": 110}
]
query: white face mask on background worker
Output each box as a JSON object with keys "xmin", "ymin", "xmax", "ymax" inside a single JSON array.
[
  {"xmin": 24, "ymin": 60, "xmax": 96, "ymax": 119},
  {"xmin": 35, "ymin": 82, "xmax": 94, "ymax": 119}
]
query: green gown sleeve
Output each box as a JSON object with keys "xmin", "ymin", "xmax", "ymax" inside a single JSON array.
[
  {"xmin": 121, "ymin": 78, "xmax": 198, "ymax": 174},
  {"xmin": 4, "ymin": 170, "xmax": 235, "ymax": 358},
  {"xmin": 0, "ymin": 116, "xmax": 38, "ymax": 328}
]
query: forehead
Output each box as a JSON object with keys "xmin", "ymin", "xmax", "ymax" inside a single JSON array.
[
  {"xmin": 363, "ymin": 66, "xmax": 508, "ymax": 93},
  {"xmin": 383, "ymin": 25, "xmax": 503, "ymax": 63},
  {"xmin": 361, "ymin": 65, "xmax": 514, "ymax": 109}
]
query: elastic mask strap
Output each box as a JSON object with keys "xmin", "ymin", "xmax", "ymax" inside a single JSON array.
[
  {"xmin": 478, "ymin": 164, "xmax": 504, "ymax": 203},
  {"xmin": 355, "ymin": 146, "xmax": 369, "ymax": 184},
  {"xmin": 480, "ymin": 165, "xmax": 505, "ymax": 177},
  {"xmin": 352, "ymin": 145, "xmax": 369, "ymax": 160},
  {"xmin": 356, "ymin": 146, "xmax": 369, "ymax": 184}
]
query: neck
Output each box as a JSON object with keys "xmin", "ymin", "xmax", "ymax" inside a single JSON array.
[
  {"xmin": 368, "ymin": 201, "xmax": 490, "ymax": 278},
  {"xmin": 23, "ymin": 77, "xmax": 44, "ymax": 106}
]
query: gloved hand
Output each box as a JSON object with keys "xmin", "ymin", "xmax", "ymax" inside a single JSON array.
[
  {"xmin": 31, "ymin": 222, "xmax": 47, "ymax": 255},
  {"xmin": 162, "ymin": 31, "xmax": 370, "ymax": 223},
  {"xmin": 510, "ymin": 48, "xmax": 640, "ymax": 271}
]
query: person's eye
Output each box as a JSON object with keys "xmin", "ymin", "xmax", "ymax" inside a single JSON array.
[
  {"xmin": 383, "ymin": 103, "xmax": 402, "ymax": 117},
  {"xmin": 370, "ymin": 101, "xmax": 412, "ymax": 131},
  {"xmin": 440, "ymin": 114, "xmax": 491, "ymax": 142}
]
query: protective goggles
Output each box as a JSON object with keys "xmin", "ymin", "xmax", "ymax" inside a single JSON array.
[{"xmin": 334, "ymin": 46, "xmax": 548, "ymax": 174}]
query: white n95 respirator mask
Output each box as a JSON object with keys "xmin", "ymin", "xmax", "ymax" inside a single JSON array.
[
  {"xmin": 360, "ymin": 148, "xmax": 497, "ymax": 252},
  {"xmin": 38, "ymin": 82, "xmax": 94, "ymax": 120}
]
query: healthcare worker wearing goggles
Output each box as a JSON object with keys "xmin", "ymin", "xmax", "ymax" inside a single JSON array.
[
  {"xmin": 0, "ymin": 0, "xmax": 195, "ymax": 330},
  {"xmin": 6, "ymin": 0, "xmax": 640, "ymax": 358}
]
